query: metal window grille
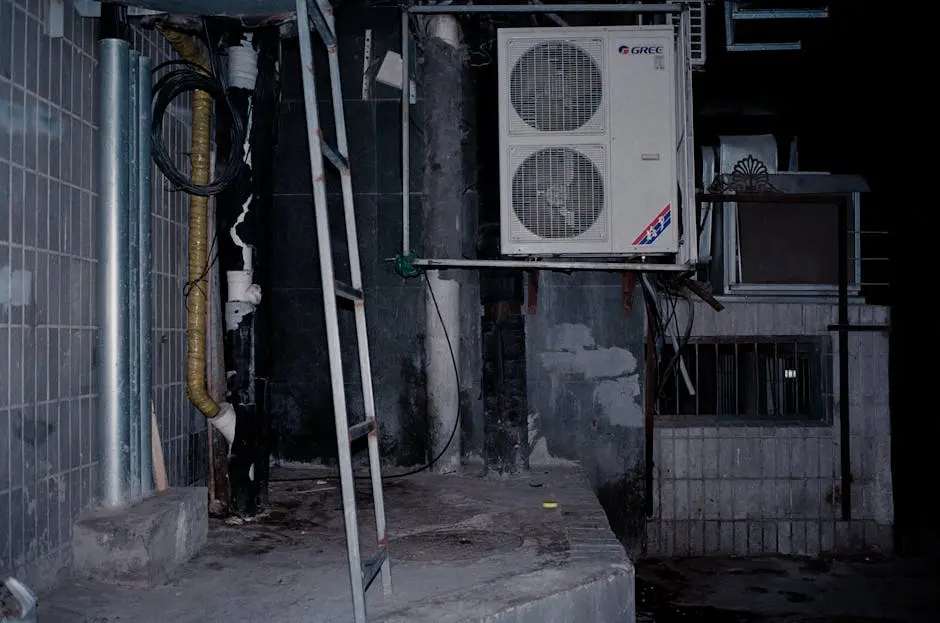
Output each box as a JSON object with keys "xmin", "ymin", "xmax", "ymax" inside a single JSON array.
[{"xmin": 657, "ymin": 336, "xmax": 829, "ymax": 421}]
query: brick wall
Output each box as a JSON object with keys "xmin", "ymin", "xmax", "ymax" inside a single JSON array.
[
  {"xmin": 0, "ymin": 5, "xmax": 204, "ymax": 591},
  {"xmin": 646, "ymin": 300, "xmax": 893, "ymax": 557}
]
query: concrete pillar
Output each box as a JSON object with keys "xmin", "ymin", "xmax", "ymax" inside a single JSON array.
[{"xmin": 423, "ymin": 15, "xmax": 465, "ymax": 473}]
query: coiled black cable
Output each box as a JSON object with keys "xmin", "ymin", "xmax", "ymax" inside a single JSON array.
[{"xmin": 150, "ymin": 58, "xmax": 246, "ymax": 196}]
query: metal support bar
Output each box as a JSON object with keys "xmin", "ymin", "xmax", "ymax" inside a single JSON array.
[
  {"xmin": 410, "ymin": 258, "xmax": 690, "ymax": 272},
  {"xmin": 731, "ymin": 8, "xmax": 828, "ymax": 20},
  {"xmin": 728, "ymin": 42, "xmax": 801, "ymax": 52},
  {"xmin": 698, "ymin": 192, "xmax": 846, "ymax": 204},
  {"xmin": 407, "ymin": 3, "xmax": 683, "ymax": 13},
  {"xmin": 837, "ymin": 197, "xmax": 852, "ymax": 522}
]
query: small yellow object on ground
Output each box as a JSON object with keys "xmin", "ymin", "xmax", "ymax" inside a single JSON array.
[{"xmin": 542, "ymin": 501, "xmax": 558, "ymax": 509}]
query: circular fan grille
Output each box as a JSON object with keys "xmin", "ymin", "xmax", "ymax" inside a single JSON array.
[
  {"xmin": 510, "ymin": 41, "xmax": 603, "ymax": 132},
  {"xmin": 512, "ymin": 147, "xmax": 604, "ymax": 240}
]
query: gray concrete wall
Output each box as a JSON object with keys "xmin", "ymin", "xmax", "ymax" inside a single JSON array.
[
  {"xmin": 526, "ymin": 272, "xmax": 647, "ymax": 547},
  {"xmin": 646, "ymin": 300, "xmax": 893, "ymax": 557},
  {"xmin": 0, "ymin": 6, "xmax": 204, "ymax": 591}
]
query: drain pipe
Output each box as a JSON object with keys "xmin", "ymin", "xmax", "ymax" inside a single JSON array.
[
  {"xmin": 423, "ymin": 15, "xmax": 464, "ymax": 474},
  {"xmin": 160, "ymin": 28, "xmax": 236, "ymax": 445},
  {"xmin": 225, "ymin": 31, "xmax": 264, "ymax": 515}
]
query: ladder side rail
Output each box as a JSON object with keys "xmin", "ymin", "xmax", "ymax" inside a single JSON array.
[
  {"xmin": 295, "ymin": 0, "xmax": 368, "ymax": 620},
  {"xmin": 315, "ymin": 0, "xmax": 393, "ymax": 596}
]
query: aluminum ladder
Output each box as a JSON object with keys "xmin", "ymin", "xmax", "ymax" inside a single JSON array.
[{"xmin": 294, "ymin": 0, "xmax": 392, "ymax": 620}]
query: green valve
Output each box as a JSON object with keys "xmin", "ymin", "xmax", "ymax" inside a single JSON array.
[{"xmin": 393, "ymin": 252, "xmax": 422, "ymax": 279}]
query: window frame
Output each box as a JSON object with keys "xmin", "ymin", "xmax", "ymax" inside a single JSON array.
[{"xmin": 720, "ymin": 192, "xmax": 862, "ymax": 297}]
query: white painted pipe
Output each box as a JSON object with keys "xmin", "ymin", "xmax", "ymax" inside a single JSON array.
[
  {"xmin": 425, "ymin": 270, "xmax": 461, "ymax": 474},
  {"xmin": 428, "ymin": 14, "xmax": 460, "ymax": 47},
  {"xmin": 423, "ymin": 14, "xmax": 463, "ymax": 474}
]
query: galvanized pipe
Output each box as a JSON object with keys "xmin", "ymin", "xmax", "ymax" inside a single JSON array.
[
  {"xmin": 412, "ymin": 258, "xmax": 689, "ymax": 272},
  {"xmin": 98, "ymin": 38, "xmax": 132, "ymax": 509},
  {"xmin": 408, "ymin": 3, "xmax": 683, "ymax": 13},
  {"xmin": 401, "ymin": 10, "xmax": 410, "ymax": 257},
  {"xmin": 138, "ymin": 54, "xmax": 154, "ymax": 496},
  {"xmin": 127, "ymin": 50, "xmax": 141, "ymax": 501}
]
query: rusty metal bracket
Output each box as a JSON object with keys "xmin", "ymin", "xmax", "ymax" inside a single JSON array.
[
  {"xmin": 621, "ymin": 271, "xmax": 638, "ymax": 316},
  {"xmin": 526, "ymin": 270, "xmax": 539, "ymax": 315}
]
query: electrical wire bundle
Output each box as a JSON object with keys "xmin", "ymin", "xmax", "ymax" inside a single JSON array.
[
  {"xmin": 641, "ymin": 273, "xmax": 695, "ymax": 406},
  {"xmin": 150, "ymin": 23, "xmax": 247, "ymax": 197}
]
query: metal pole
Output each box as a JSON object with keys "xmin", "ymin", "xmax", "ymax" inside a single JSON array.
[
  {"xmin": 138, "ymin": 54, "xmax": 154, "ymax": 496},
  {"xmin": 411, "ymin": 257, "xmax": 689, "ymax": 272},
  {"xmin": 127, "ymin": 50, "xmax": 141, "ymax": 502},
  {"xmin": 401, "ymin": 10, "xmax": 410, "ymax": 256},
  {"xmin": 98, "ymin": 38, "xmax": 132, "ymax": 509},
  {"xmin": 408, "ymin": 3, "xmax": 683, "ymax": 13},
  {"xmin": 837, "ymin": 195, "xmax": 851, "ymax": 522}
]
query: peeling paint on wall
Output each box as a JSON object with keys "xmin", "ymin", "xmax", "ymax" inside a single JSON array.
[
  {"xmin": 538, "ymin": 322, "xmax": 643, "ymax": 428},
  {"xmin": 527, "ymin": 411, "xmax": 578, "ymax": 467}
]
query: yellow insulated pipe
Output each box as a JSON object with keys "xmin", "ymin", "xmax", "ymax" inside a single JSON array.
[{"xmin": 160, "ymin": 28, "xmax": 236, "ymax": 443}]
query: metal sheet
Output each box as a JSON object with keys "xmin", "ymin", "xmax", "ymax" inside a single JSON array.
[
  {"xmin": 128, "ymin": 51, "xmax": 142, "ymax": 501},
  {"xmin": 718, "ymin": 134, "xmax": 778, "ymax": 174}
]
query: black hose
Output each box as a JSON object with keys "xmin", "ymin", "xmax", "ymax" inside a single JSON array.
[{"xmin": 150, "ymin": 55, "xmax": 245, "ymax": 196}]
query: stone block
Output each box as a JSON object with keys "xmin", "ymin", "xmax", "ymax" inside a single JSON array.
[{"xmin": 71, "ymin": 487, "xmax": 208, "ymax": 586}]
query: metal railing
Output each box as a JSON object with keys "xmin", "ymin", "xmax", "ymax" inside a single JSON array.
[{"xmin": 696, "ymin": 191, "xmax": 890, "ymax": 523}]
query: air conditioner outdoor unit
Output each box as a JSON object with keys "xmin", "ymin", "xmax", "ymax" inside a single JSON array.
[{"xmin": 498, "ymin": 26, "xmax": 681, "ymax": 257}]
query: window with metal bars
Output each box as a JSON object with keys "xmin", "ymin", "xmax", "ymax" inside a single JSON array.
[{"xmin": 656, "ymin": 336, "xmax": 829, "ymax": 422}]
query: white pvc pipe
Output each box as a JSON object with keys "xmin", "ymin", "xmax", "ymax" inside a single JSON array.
[
  {"xmin": 425, "ymin": 270, "xmax": 461, "ymax": 474},
  {"xmin": 428, "ymin": 14, "xmax": 460, "ymax": 47}
]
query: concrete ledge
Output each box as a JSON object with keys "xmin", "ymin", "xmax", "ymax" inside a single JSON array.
[
  {"xmin": 381, "ymin": 564, "xmax": 636, "ymax": 623},
  {"xmin": 71, "ymin": 487, "xmax": 208, "ymax": 586},
  {"xmin": 487, "ymin": 565, "xmax": 635, "ymax": 623}
]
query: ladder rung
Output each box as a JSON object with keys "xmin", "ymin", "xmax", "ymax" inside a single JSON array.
[
  {"xmin": 335, "ymin": 280, "xmax": 364, "ymax": 302},
  {"xmin": 348, "ymin": 419, "xmax": 375, "ymax": 443},
  {"xmin": 306, "ymin": 0, "xmax": 336, "ymax": 46},
  {"xmin": 320, "ymin": 138, "xmax": 350, "ymax": 174},
  {"xmin": 361, "ymin": 547, "xmax": 388, "ymax": 592}
]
